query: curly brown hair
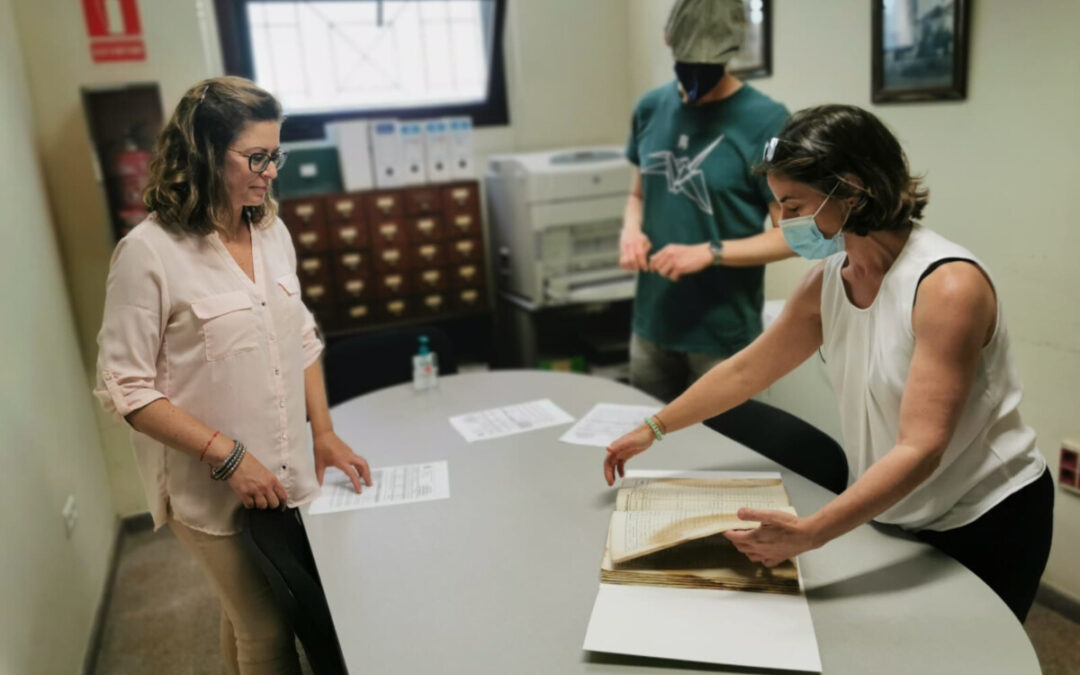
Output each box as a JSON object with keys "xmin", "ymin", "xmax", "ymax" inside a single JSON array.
[
  {"xmin": 757, "ymin": 105, "xmax": 928, "ymax": 237},
  {"xmin": 143, "ymin": 76, "xmax": 282, "ymax": 236}
]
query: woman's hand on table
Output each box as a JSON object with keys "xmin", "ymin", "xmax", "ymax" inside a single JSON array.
[
  {"xmin": 226, "ymin": 453, "xmax": 289, "ymax": 510},
  {"xmin": 722, "ymin": 508, "xmax": 822, "ymax": 568},
  {"xmin": 314, "ymin": 430, "xmax": 373, "ymax": 493},
  {"xmin": 604, "ymin": 425, "xmax": 656, "ymax": 486}
]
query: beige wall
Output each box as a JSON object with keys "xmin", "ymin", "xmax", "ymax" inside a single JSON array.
[
  {"xmin": 500, "ymin": 0, "xmax": 631, "ymax": 152},
  {"xmin": 12, "ymin": 0, "xmax": 227, "ymax": 516},
  {"xmin": 627, "ymin": 0, "xmax": 1080, "ymax": 601},
  {"xmin": 0, "ymin": 0, "xmax": 117, "ymax": 672}
]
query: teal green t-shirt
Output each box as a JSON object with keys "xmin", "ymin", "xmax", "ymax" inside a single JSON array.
[{"xmin": 626, "ymin": 82, "xmax": 788, "ymax": 356}]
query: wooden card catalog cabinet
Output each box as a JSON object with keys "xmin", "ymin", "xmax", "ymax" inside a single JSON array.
[{"xmin": 279, "ymin": 180, "xmax": 487, "ymax": 331}]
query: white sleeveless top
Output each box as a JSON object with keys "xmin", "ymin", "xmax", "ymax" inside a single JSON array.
[{"xmin": 820, "ymin": 226, "xmax": 1044, "ymax": 531}]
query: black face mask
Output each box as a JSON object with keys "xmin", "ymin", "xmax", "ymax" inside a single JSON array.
[{"xmin": 674, "ymin": 62, "xmax": 726, "ymax": 103}]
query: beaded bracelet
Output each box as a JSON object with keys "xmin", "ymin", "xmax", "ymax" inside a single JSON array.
[
  {"xmin": 644, "ymin": 416, "xmax": 664, "ymax": 441},
  {"xmin": 211, "ymin": 441, "xmax": 246, "ymax": 481}
]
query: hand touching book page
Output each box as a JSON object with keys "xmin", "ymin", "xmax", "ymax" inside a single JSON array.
[{"xmin": 601, "ymin": 475, "xmax": 800, "ymax": 594}]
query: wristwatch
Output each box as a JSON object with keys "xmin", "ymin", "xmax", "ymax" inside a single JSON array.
[{"xmin": 708, "ymin": 239, "xmax": 724, "ymax": 266}]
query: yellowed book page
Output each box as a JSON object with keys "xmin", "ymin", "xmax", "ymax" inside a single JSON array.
[
  {"xmin": 607, "ymin": 508, "xmax": 797, "ymax": 564},
  {"xmin": 600, "ymin": 535, "xmax": 799, "ymax": 594},
  {"xmin": 615, "ymin": 478, "xmax": 790, "ymax": 513}
]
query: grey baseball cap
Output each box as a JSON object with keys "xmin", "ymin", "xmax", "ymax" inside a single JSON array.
[{"xmin": 666, "ymin": 0, "xmax": 746, "ymax": 64}]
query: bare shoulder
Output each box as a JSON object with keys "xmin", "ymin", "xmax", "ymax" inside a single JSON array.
[
  {"xmin": 913, "ymin": 261, "xmax": 996, "ymax": 343},
  {"xmin": 785, "ymin": 261, "xmax": 826, "ymax": 319}
]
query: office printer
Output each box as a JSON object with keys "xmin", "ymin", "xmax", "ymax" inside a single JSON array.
[{"xmin": 486, "ymin": 146, "xmax": 634, "ymax": 306}]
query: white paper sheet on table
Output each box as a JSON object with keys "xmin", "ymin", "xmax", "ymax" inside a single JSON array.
[
  {"xmin": 559, "ymin": 403, "xmax": 661, "ymax": 447},
  {"xmin": 448, "ymin": 398, "xmax": 574, "ymax": 442},
  {"xmin": 308, "ymin": 461, "xmax": 450, "ymax": 515},
  {"xmin": 582, "ymin": 469, "xmax": 821, "ymax": 672}
]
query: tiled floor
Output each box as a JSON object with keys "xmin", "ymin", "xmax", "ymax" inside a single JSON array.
[{"xmin": 91, "ymin": 525, "xmax": 1080, "ymax": 674}]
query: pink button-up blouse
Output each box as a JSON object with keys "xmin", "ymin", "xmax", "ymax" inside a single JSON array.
[{"xmin": 94, "ymin": 216, "xmax": 323, "ymax": 534}]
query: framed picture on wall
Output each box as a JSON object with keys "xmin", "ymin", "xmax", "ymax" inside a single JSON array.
[
  {"xmin": 872, "ymin": 0, "xmax": 971, "ymax": 103},
  {"xmin": 81, "ymin": 83, "xmax": 164, "ymax": 242},
  {"xmin": 728, "ymin": 0, "xmax": 772, "ymax": 79}
]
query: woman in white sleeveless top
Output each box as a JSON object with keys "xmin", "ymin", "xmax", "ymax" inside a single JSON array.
[{"xmin": 604, "ymin": 105, "xmax": 1051, "ymax": 621}]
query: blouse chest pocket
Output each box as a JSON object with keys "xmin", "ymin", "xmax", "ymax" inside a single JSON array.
[
  {"xmin": 191, "ymin": 291, "xmax": 260, "ymax": 361},
  {"xmin": 275, "ymin": 273, "xmax": 306, "ymax": 327}
]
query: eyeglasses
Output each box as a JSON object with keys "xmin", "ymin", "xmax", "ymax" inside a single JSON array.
[
  {"xmin": 229, "ymin": 148, "xmax": 288, "ymax": 174},
  {"xmin": 763, "ymin": 137, "xmax": 781, "ymax": 162}
]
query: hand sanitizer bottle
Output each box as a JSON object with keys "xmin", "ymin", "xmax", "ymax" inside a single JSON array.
[{"xmin": 412, "ymin": 335, "xmax": 439, "ymax": 391}]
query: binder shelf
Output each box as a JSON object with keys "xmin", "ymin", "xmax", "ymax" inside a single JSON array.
[{"xmin": 279, "ymin": 180, "xmax": 488, "ymax": 334}]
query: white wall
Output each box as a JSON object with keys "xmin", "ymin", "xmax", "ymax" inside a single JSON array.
[
  {"xmin": 627, "ymin": 0, "xmax": 1080, "ymax": 602},
  {"xmin": 0, "ymin": 0, "xmax": 117, "ymax": 672},
  {"xmin": 11, "ymin": 0, "xmax": 228, "ymax": 517}
]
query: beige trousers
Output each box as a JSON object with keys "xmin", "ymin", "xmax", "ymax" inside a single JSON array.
[{"xmin": 169, "ymin": 517, "xmax": 302, "ymax": 675}]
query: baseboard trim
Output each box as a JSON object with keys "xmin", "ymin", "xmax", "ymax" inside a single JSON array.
[
  {"xmin": 1036, "ymin": 582, "xmax": 1080, "ymax": 623},
  {"xmin": 82, "ymin": 512, "xmax": 153, "ymax": 675},
  {"xmin": 122, "ymin": 511, "xmax": 154, "ymax": 533},
  {"xmin": 80, "ymin": 517, "xmax": 123, "ymax": 675}
]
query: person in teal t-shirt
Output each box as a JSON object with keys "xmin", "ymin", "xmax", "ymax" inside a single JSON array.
[{"xmin": 620, "ymin": 0, "xmax": 794, "ymax": 402}]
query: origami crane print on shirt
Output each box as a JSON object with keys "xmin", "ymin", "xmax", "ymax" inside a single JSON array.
[{"xmin": 641, "ymin": 134, "xmax": 725, "ymax": 215}]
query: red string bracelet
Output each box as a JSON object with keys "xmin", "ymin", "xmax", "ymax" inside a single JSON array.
[{"xmin": 199, "ymin": 430, "xmax": 220, "ymax": 462}]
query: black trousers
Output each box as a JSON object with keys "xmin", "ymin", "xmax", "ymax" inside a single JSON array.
[{"xmin": 916, "ymin": 470, "xmax": 1054, "ymax": 622}]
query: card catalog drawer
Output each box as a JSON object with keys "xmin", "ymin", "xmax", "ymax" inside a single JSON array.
[
  {"xmin": 406, "ymin": 216, "xmax": 444, "ymax": 243},
  {"xmin": 412, "ymin": 242, "xmax": 446, "ymax": 267},
  {"xmin": 367, "ymin": 191, "xmax": 403, "ymax": 222},
  {"xmin": 449, "ymin": 262, "xmax": 483, "ymax": 289},
  {"xmin": 336, "ymin": 275, "xmax": 372, "ymax": 302},
  {"xmin": 404, "ymin": 187, "xmax": 441, "ymax": 215},
  {"xmin": 281, "ymin": 198, "xmax": 328, "ymax": 230},
  {"xmin": 338, "ymin": 302, "xmax": 375, "ymax": 328},
  {"xmin": 371, "ymin": 244, "xmax": 411, "ymax": 273},
  {"xmin": 417, "ymin": 292, "xmax": 449, "ymax": 316},
  {"xmin": 378, "ymin": 296, "xmax": 412, "ymax": 321},
  {"xmin": 414, "ymin": 267, "xmax": 448, "ymax": 293},
  {"xmin": 300, "ymin": 281, "xmax": 334, "ymax": 312},
  {"xmin": 442, "ymin": 183, "xmax": 478, "ymax": 213},
  {"xmin": 325, "ymin": 194, "xmax": 365, "ymax": 224},
  {"xmin": 374, "ymin": 272, "xmax": 412, "ymax": 299},
  {"xmin": 296, "ymin": 255, "xmax": 332, "ymax": 287},
  {"xmin": 453, "ymin": 286, "xmax": 486, "ymax": 312},
  {"xmin": 446, "ymin": 210, "xmax": 480, "ymax": 238},
  {"xmin": 329, "ymin": 222, "xmax": 368, "ymax": 250},
  {"xmin": 332, "ymin": 250, "xmax": 369, "ymax": 279},
  {"xmin": 447, "ymin": 237, "xmax": 482, "ymax": 263},
  {"xmin": 370, "ymin": 219, "xmax": 406, "ymax": 247}
]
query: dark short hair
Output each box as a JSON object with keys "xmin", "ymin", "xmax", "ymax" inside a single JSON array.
[
  {"xmin": 757, "ymin": 105, "xmax": 928, "ymax": 236},
  {"xmin": 144, "ymin": 76, "xmax": 282, "ymax": 236}
]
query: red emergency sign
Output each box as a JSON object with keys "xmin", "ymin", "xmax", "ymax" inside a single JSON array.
[{"xmin": 82, "ymin": 0, "xmax": 147, "ymax": 63}]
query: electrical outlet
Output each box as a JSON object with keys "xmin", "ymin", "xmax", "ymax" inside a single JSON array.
[
  {"xmin": 62, "ymin": 494, "xmax": 78, "ymax": 537},
  {"xmin": 1059, "ymin": 441, "xmax": 1079, "ymax": 495}
]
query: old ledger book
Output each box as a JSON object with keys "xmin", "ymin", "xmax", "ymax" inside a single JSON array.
[{"xmin": 601, "ymin": 475, "xmax": 800, "ymax": 594}]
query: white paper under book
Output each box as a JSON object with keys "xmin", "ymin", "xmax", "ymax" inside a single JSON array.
[{"xmin": 583, "ymin": 470, "xmax": 821, "ymax": 672}]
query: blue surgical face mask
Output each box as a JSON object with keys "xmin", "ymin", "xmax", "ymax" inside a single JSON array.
[{"xmin": 780, "ymin": 185, "xmax": 845, "ymax": 259}]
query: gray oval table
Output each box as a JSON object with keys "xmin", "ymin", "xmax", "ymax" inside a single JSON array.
[{"xmin": 302, "ymin": 370, "xmax": 1039, "ymax": 674}]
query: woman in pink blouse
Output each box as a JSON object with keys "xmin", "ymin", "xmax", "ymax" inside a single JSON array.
[{"xmin": 94, "ymin": 76, "xmax": 370, "ymax": 674}]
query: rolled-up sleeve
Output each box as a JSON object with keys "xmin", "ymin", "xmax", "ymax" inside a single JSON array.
[{"xmin": 94, "ymin": 235, "xmax": 169, "ymax": 420}]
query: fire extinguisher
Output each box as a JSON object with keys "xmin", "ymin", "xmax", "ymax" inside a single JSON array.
[{"xmin": 113, "ymin": 126, "xmax": 152, "ymax": 237}]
